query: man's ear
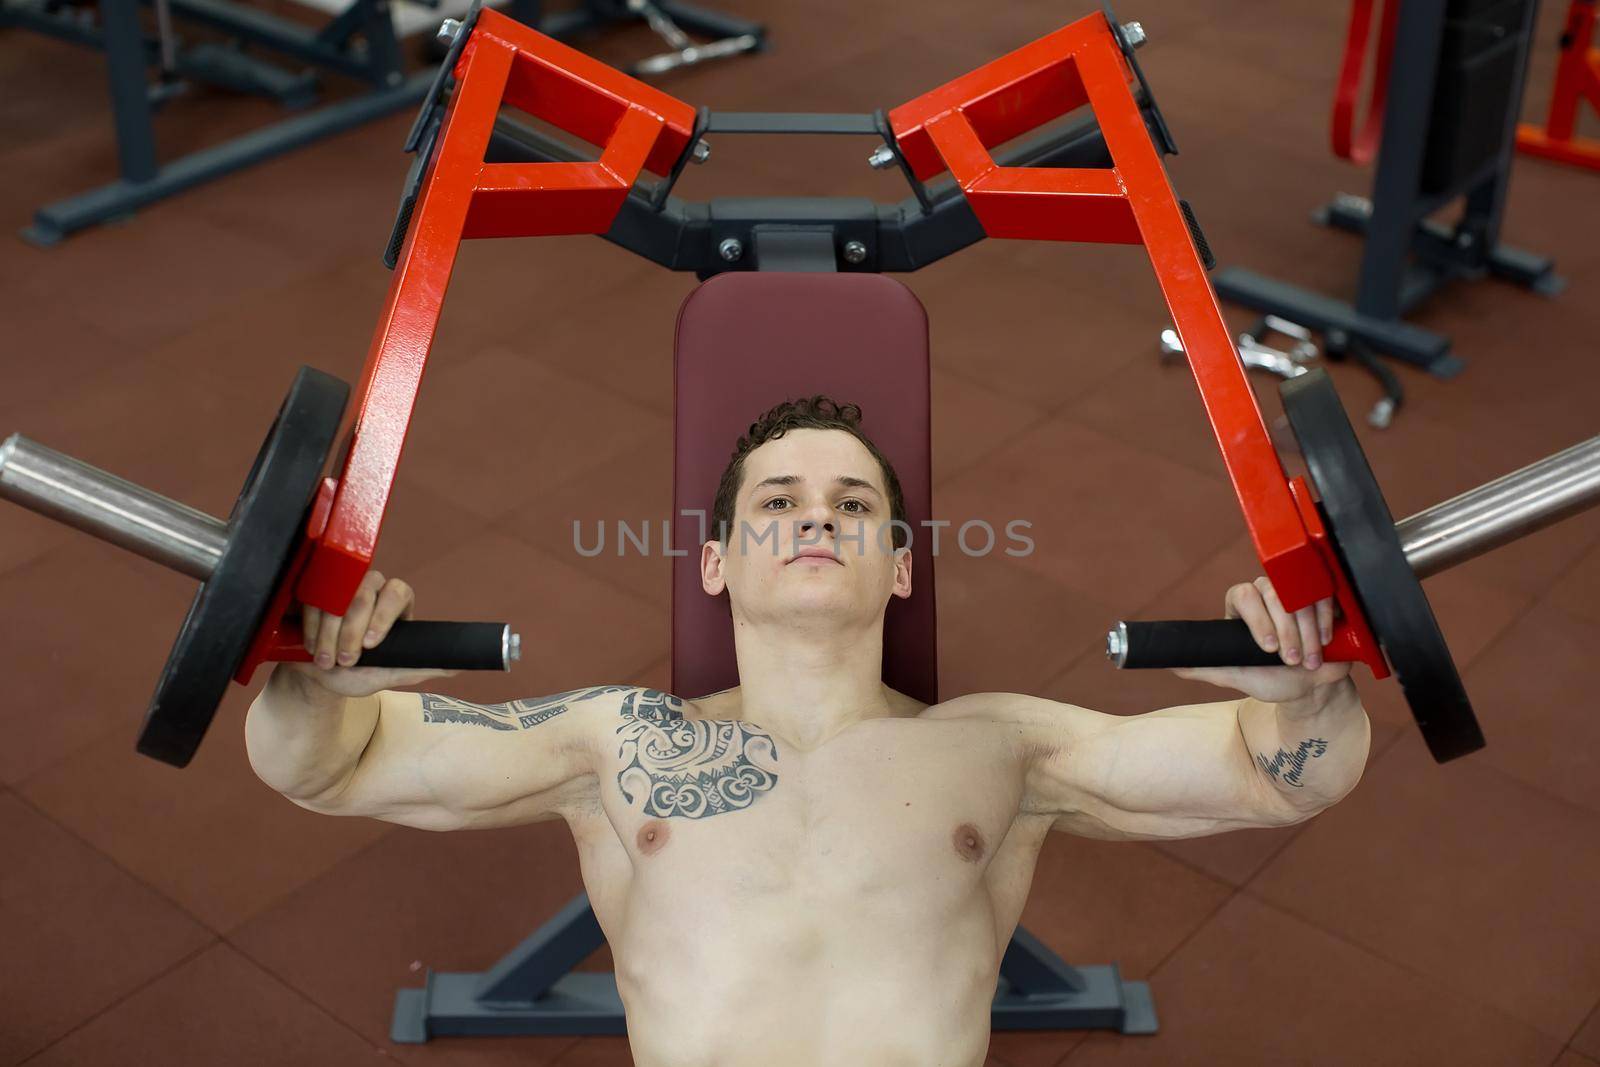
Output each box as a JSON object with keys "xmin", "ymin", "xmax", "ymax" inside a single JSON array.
[
  {"xmin": 891, "ymin": 547, "xmax": 913, "ymax": 600},
  {"xmin": 701, "ymin": 540, "xmax": 727, "ymax": 596}
]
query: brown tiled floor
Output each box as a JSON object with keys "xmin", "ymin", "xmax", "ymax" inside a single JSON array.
[{"xmin": 3, "ymin": 0, "xmax": 1599, "ymax": 1064}]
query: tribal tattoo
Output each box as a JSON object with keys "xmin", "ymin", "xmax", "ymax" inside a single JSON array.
[
  {"xmin": 420, "ymin": 686, "xmax": 635, "ymax": 731},
  {"xmin": 615, "ymin": 689, "xmax": 779, "ymax": 819},
  {"xmin": 1256, "ymin": 738, "xmax": 1330, "ymax": 788}
]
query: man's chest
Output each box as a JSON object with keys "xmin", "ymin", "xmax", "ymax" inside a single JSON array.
[{"xmin": 574, "ymin": 715, "xmax": 1031, "ymax": 896}]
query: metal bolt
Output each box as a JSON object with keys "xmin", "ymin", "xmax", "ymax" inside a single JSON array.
[
  {"xmin": 386, "ymin": 71, "xmax": 402, "ymax": 86},
  {"xmin": 437, "ymin": 18, "xmax": 462, "ymax": 45},
  {"xmin": 842, "ymin": 240, "xmax": 867, "ymax": 264},
  {"xmin": 867, "ymin": 145, "xmax": 897, "ymax": 170},
  {"xmin": 1121, "ymin": 21, "xmax": 1147, "ymax": 49},
  {"xmin": 691, "ymin": 140, "xmax": 711, "ymax": 164},
  {"xmin": 718, "ymin": 237, "xmax": 743, "ymax": 262}
]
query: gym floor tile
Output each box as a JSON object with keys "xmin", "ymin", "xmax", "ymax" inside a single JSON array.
[
  {"xmin": 1575, "ymin": 1003, "xmax": 1600, "ymax": 1060},
  {"xmin": 4, "ymin": 206, "xmax": 317, "ymax": 351},
  {"xmin": 180, "ymin": 111, "xmax": 419, "ymax": 268},
  {"xmin": 1461, "ymin": 601, "xmax": 1600, "ymax": 817},
  {"xmin": 549, "ymin": 1036, "xmax": 636, "ymax": 1066},
  {"xmin": 0, "ymin": 540, "xmax": 195, "ymax": 786},
  {"xmin": 985, "ymin": 1026, "xmax": 1088, "ymax": 1067},
  {"xmin": 1018, "ymin": 836, "xmax": 1233, "ymax": 981},
  {"xmin": 398, "ymin": 345, "xmax": 672, "ymax": 524},
  {"xmin": 20, "ymin": 943, "xmax": 389, "ymax": 1067},
  {"xmin": 361, "ymin": 473, "xmax": 498, "ymax": 585},
  {"xmin": 482, "ymin": 262, "xmax": 696, "ymax": 418},
  {"xmin": 143, "ymin": 253, "xmax": 394, "ymax": 403},
  {"xmin": 0, "ymin": 792, "xmax": 214, "ymax": 1066},
  {"xmin": 1558, "ymin": 1051, "xmax": 1600, "ymax": 1067},
  {"xmin": 910, "ymin": 251, "xmax": 1170, "ymax": 416},
  {"xmin": 1546, "ymin": 538, "xmax": 1600, "ymax": 630},
  {"xmin": 1249, "ymin": 734, "xmax": 1600, "ymax": 1040},
  {"xmin": 0, "ymin": 283, "xmax": 133, "ymax": 428},
  {"xmin": 1059, "ymin": 893, "xmax": 1562, "ymax": 1067},
  {"xmin": 931, "ymin": 366, "xmax": 1052, "ymax": 490},
  {"xmin": 229, "ymin": 819, "xmax": 589, "ymax": 1064},
  {"xmin": 497, "ymin": 435, "xmax": 675, "ymax": 613},
  {"xmin": 7, "ymin": 344, "xmax": 299, "ymax": 510},
  {"xmin": 936, "ymin": 551, "xmax": 1118, "ymax": 699},
  {"xmin": 19, "ymin": 682, "xmax": 393, "ymax": 933},
  {"xmin": 935, "ymin": 419, "xmax": 1240, "ymax": 613},
  {"xmin": 399, "ymin": 530, "xmax": 668, "ymax": 705}
]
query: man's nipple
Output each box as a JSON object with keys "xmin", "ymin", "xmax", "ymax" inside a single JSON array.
[
  {"xmin": 953, "ymin": 822, "xmax": 987, "ymax": 863},
  {"xmin": 637, "ymin": 821, "xmax": 671, "ymax": 855}
]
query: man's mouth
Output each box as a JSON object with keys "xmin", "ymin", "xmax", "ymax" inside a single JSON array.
[{"xmin": 788, "ymin": 548, "xmax": 843, "ymax": 565}]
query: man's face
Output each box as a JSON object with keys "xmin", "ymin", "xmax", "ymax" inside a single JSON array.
[{"xmin": 701, "ymin": 429, "xmax": 912, "ymax": 627}]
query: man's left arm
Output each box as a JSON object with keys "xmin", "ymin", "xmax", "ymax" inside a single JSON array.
[{"xmin": 948, "ymin": 579, "xmax": 1372, "ymax": 839}]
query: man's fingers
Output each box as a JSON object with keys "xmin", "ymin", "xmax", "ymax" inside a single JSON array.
[
  {"xmin": 1316, "ymin": 597, "xmax": 1335, "ymax": 646},
  {"xmin": 1226, "ymin": 582, "xmax": 1278, "ymax": 652},
  {"xmin": 363, "ymin": 579, "xmax": 414, "ymax": 649},
  {"xmin": 334, "ymin": 571, "xmax": 387, "ymax": 666},
  {"xmin": 1254, "ymin": 577, "xmax": 1302, "ymax": 665},
  {"xmin": 1294, "ymin": 604, "xmax": 1322, "ymax": 669},
  {"xmin": 302, "ymin": 605, "xmax": 322, "ymax": 653}
]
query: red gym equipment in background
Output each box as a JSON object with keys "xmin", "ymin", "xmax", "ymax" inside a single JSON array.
[{"xmin": 1517, "ymin": 0, "xmax": 1600, "ymax": 170}]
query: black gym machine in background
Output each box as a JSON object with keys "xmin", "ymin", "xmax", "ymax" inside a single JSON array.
[
  {"xmin": 1, "ymin": 0, "xmax": 764, "ymax": 245},
  {"xmin": 1213, "ymin": 0, "xmax": 1565, "ymax": 425}
]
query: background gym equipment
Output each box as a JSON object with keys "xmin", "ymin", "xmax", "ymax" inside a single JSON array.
[
  {"xmin": 0, "ymin": 367, "xmax": 522, "ymax": 768},
  {"xmin": 1212, "ymin": 0, "xmax": 1563, "ymax": 382},
  {"xmin": 1517, "ymin": 0, "xmax": 1600, "ymax": 169},
  {"xmin": 1109, "ymin": 367, "xmax": 1600, "ymax": 763},
  {"xmin": 1, "ymin": 0, "xmax": 438, "ymax": 245},
  {"xmin": 516, "ymin": 0, "xmax": 763, "ymax": 76}
]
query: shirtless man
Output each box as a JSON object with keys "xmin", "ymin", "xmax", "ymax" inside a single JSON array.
[{"xmin": 246, "ymin": 396, "xmax": 1370, "ymax": 1067}]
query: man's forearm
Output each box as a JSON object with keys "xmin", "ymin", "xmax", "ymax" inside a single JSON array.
[
  {"xmin": 1238, "ymin": 677, "xmax": 1371, "ymax": 813},
  {"xmin": 244, "ymin": 665, "xmax": 382, "ymax": 800}
]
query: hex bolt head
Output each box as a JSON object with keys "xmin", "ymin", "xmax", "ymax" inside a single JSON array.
[
  {"xmin": 1122, "ymin": 21, "xmax": 1147, "ymax": 49},
  {"xmin": 842, "ymin": 240, "xmax": 868, "ymax": 264},
  {"xmin": 867, "ymin": 145, "xmax": 897, "ymax": 170},
  {"xmin": 691, "ymin": 140, "xmax": 712, "ymax": 164},
  {"xmin": 718, "ymin": 237, "xmax": 744, "ymax": 262},
  {"xmin": 437, "ymin": 18, "xmax": 462, "ymax": 44}
]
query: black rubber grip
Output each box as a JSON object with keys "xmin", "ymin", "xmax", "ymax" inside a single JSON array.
[
  {"xmin": 1115, "ymin": 619, "xmax": 1284, "ymax": 669},
  {"xmin": 1178, "ymin": 199, "xmax": 1216, "ymax": 270},
  {"xmin": 353, "ymin": 620, "xmax": 513, "ymax": 670}
]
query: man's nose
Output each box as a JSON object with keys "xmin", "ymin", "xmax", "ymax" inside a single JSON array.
[{"xmin": 797, "ymin": 503, "xmax": 836, "ymax": 537}]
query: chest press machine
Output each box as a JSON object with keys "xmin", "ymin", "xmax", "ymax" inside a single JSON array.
[{"xmin": 4, "ymin": 1, "xmax": 1600, "ymax": 1043}]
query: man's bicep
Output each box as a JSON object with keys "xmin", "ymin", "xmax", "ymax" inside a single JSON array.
[
  {"xmin": 1023, "ymin": 698, "xmax": 1302, "ymax": 840},
  {"xmin": 305, "ymin": 686, "xmax": 632, "ymax": 830}
]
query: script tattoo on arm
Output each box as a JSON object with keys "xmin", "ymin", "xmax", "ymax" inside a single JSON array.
[
  {"xmin": 419, "ymin": 686, "xmax": 635, "ymax": 731},
  {"xmin": 615, "ymin": 689, "xmax": 779, "ymax": 819},
  {"xmin": 1256, "ymin": 738, "xmax": 1330, "ymax": 788}
]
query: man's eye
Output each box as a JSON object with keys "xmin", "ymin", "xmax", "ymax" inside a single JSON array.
[
  {"xmin": 840, "ymin": 499, "xmax": 869, "ymax": 513},
  {"xmin": 764, "ymin": 498, "xmax": 791, "ymax": 510}
]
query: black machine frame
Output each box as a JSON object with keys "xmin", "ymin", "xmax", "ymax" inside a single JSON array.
[
  {"xmin": 1212, "ymin": 0, "xmax": 1563, "ymax": 379},
  {"xmin": 2, "ymin": 0, "xmax": 443, "ymax": 245}
]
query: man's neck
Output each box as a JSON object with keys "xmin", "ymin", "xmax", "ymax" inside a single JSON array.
[{"xmin": 729, "ymin": 618, "xmax": 894, "ymax": 750}]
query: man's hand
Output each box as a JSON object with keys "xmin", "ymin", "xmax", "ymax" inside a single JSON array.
[
  {"xmin": 284, "ymin": 569, "xmax": 456, "ymax": 699},
  {"xmin": 1173, "ymin": 577, "xmax": 1353, "ymax": 707}
]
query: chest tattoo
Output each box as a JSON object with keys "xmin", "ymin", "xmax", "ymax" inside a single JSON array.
[
  {"xmin": 615, "ymin": 689, "xmax": 779, "ymax": 819},
  {"xmin": 419, "ymin": 686, "xmax": 634, "ymax": 731}
]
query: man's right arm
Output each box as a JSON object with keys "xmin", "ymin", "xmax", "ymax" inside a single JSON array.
[{"xmin": 245, "ymin": 667, "xmax": 633, "ymax": 830}]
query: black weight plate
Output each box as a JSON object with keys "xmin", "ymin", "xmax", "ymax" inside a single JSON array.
[
  {"xmin": 1281, "ymin": 369, "xmax": 1485, "ymax": 763},
  {"xmin": 137, "ymin": 367, "xmax": 349, "ymax": 767}
]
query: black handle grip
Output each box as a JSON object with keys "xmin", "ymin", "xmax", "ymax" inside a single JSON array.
[
  {"xmin": 353, "ymin": 620, "xmax": 516, "ymax": 670},
  {"xmin": 1109, "ymin": 619, "xmax": 1284, "ymax": 669}
]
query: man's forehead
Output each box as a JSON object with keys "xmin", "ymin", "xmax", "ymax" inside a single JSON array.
[{"xmin": 743, "ymin": 430, "xmax": 883, "ymax": 490}]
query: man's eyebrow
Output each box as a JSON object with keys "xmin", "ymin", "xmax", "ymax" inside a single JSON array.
[{"xmin": 749, "ymin": 474, "xmax": 883, "ymax": 497}]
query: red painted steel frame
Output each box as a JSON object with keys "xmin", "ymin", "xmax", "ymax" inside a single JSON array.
[
  {"xmin": 235, "ymin": 8, "xmax": 696, "ymax": 681},
  {"xmin": 1330, "ymin": 0, "xmax": 1400, "ymax": 164},
  {"xmin": 1516, "ymin": 0, "xmax": 1600, "ymax": 171},
  {"xmin": 238, "ymin": 7, "xmax": 1387, "ymax": 681},
  {"xmin": 890, "ymin": 12, "xmax": 1385, "ymax": 677}
]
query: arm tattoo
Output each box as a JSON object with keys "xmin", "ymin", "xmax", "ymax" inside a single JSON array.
[
  {"xmin": 615, "ymin": 689, "xmax": 779, "ymax": 819},
  {"xmin": 420, "ymin": 686, "xmax": 634, "ymax": 731},
  {"xmin": 1256, "ymin": 738, "xmax": 1330, "ymax": 788}
]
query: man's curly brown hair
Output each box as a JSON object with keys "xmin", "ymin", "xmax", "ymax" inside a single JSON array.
[{"xmin": 711, "ymin": 396, "xmax": 908, "ymax": 550}]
